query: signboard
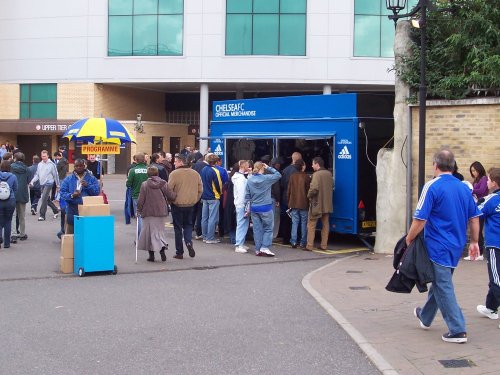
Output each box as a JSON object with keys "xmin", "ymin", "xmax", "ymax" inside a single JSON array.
[{"xmin": 81, "ymin": 144, "xmax": 120, "ymax": 154}]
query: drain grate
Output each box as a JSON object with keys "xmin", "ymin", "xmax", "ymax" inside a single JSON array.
[
  {"xmin": 346, "ymin": 270, "xmax": 363, "ymax": 273},
  {"xmin": 364, "ymin": 257, "xmax": 378, "ymax": 260},
  {"xmin": 438, "ymin": 359, "xmax": 476, "ymax": 368},
  {"xmin": 349, "ymin": 286, "xmax": 370, "ymax": 290}
]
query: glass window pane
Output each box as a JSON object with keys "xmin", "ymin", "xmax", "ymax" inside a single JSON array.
[
  {"xmin": 381, "ymin": 17, "xmax": 395, "ymax": 57},
  {"xmin": 226, "ymin": 14, "xmax": 252, "ymax": 55},
  {"xmin": 20, "ymin": 85, "xmax": 29, "ymax": 102},
  {"xmin": 158, "ymin": 15, "xmax": 183, "ymax": 55},
  {"xmin": 134, "ymin": 0, "xmax": 157, "ymax": 15},
  {"xmin": 227, "ymin": 0, "xmax": 252, "ymax": 13},
  {"xmin": 355, "ymin": 0, "xmax": 380, "ymax": 15},
  {"xmin": 280, "ymin": 0, "xmax": 306, "ymax": 13},
  {"xmin": 254, "ymin": 0, "xmax": 278, "ymax": 13},
  {"xmin": 253, "ymin": 14, "xmax": 279, "ymax": 55},
  {"xmin": 109, "ymin": 16, "xmax": 132, "ymax": 55},
  {"xmin": 30, "ymin": 84, "xmax": 56, "ymax": 102},
  {"xmin": 280, "ymin": 14, "xmax": 305, "ymax": 55},
  {"xmin": 109, "ymin": 0, "xmax": 133, "ymax": 15},
  {"xmin": 133, "ymin": 15, "xmax": 158, "ymax": 55},
  {"xmin": 159, "ymin": 0, "xmax": 183, "ymax": 14},
  {"xmin": 20, "ymin": 103, "xmax": 29, "ymax": 119},
  {"xmin": 30, "ymin": 103, "xmax": 56, "ymax": 119},
  {"xmin": 354, "ymin": 15, "xmax": 380, "ymax": 56}
]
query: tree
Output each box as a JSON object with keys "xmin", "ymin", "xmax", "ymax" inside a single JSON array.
[{"xmin": 397, "ymin": 0, "xmax": 500, "ymax": 100}]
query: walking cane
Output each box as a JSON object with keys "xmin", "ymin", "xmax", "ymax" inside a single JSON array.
[{"xmin": 135, "ymin": 215, "xmax": 139, "ymax": 264}]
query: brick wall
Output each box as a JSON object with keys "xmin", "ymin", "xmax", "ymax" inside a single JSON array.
[
  {"xmin": 0, "ymin": 84, "xmax": 20, "ymax": 119},
  {"xmin": 57, "ymin": 83, "xmax": 95, "ymax": 119},
  {"xmin": 411, "ymin": 98, "xmax": 500, "ymax": 205},
  {"xmin": 95, "ymin": 85, "xmax": 166, "ymax": 122}
]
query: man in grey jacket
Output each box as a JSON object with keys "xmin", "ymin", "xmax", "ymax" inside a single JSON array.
[{"xmin": 29, "ymin": 150, "xmax": 59, "ymax": 221}]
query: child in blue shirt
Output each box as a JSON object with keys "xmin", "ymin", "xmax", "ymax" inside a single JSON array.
[{"xmin": 475, "ymin": 168, "xmax": 500, "ymax": 327}]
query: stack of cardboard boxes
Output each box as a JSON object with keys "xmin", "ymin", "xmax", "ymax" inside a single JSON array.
[{"xmin": 59, "ymin": 195, "xmax": 110, "ymax": 274}]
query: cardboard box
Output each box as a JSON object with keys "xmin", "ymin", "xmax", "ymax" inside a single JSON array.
[
  {"xmin": 78, "ymin": 204, "xmax": 111, "ymax": 217},
  {"xmin": 61, "ymin": 234, "xmax": 74, "ymax": 258},
  {"xmin": 60, "ymin": 256, "xmax": 74, "ymax": 274},
  {"xmin": 82, "ymin": 196, "xmax": 104, "ymax": 205}
]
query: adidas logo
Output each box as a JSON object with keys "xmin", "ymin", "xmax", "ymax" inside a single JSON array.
[
  {"xmin": 338, "ymin": 145, "xmax": 352, "ymax": 159},
  {"xmin": 214, "ymin": 144, "xmax": 223, "ymax": 155}
]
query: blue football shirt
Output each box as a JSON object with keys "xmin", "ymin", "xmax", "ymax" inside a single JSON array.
[
  {"xmin": 414, "ymin": 174, "xmax": 481, "ymax": 267},
  {"xmin": 478, "ymin": 191, "xmax": 500, "ymax": 249}
]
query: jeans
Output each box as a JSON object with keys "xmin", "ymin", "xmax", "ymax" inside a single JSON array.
[
  {"xmin": 11, "ymin": 202, "xmax": 26, "ymax": 237},
  {"xmin": 201, "ymin": 199, "xmax": 219, "ymax": 241},
  {"xmin": 171, "ymin": 204, "xmax": 194, "ymax": 255},
  {"xmin": 251, "ymin": 210, "xmax": 274, "ymax": 252},
  {"xmin": 133, "ymin": 198, "xmax": 142, "ymax": 237},
  {"xmin": 291, "ymin": 208, "xmax": 308, "ymax": 246},
  {"xmin": 39, "ymin": 183, "xmax": 58, "ymax": 219},
  {"xmin": 420, "ymin": 262, "xmax": 466, "ymax": 335},
  {"xmin": 272, "ymin": 200, "xmax": 280, "ymax": 239},
  {"xmin": 0, "ymin": 199, "xmax": 15, "ymax": 247},
  {"xmin": 30, "ymin": 189, "xmax": 41, "ymax": 212},
  {"xmin": 235, "ymin": 206, "xmax": 249, "ymax": 247}
]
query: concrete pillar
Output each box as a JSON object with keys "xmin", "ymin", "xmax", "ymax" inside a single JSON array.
[
  {"xmin": 199, "ymin": 83, "xmax": 209, "ymax": 154},
  {"xmin": 323, "ymin": 85, "xmax": 332, "ymax": 95},
  {"xmin": 107, "ymin": 154, "xmax": 115, "ymax": 174}
]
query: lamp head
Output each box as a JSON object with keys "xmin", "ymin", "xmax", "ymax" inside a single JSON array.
[{"xmin": 386, "ymin": 0, "xmax": 407, "ymax": 14}]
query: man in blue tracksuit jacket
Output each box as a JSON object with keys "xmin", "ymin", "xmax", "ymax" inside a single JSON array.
[
  {"xmin": 60, "ymin": 159, "xmax": 100, "ymax": 233},
  {"xmin": 475, "ymin": 168, "xmax": 500, "ymax": 326},
  {"xmin": 200, "ymin": 153, "xmax": 222, "ymax": 243}
]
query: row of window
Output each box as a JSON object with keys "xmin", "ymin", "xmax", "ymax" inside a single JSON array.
[{"xmin": 108, "ymin": 0, "xmax": 417, "ymax": 58}]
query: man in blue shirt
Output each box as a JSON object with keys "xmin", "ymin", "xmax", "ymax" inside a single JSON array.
[
  {"xmin": 475, "ymin": 168, "xmax": 500, "ymax": 326},
  {"xmin": 406, "ymin": 149, "xmax": 481, "ymax": 344}
]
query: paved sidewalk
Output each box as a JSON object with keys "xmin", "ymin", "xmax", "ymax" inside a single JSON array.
[{"xmin": 305, "ymin": 253, "xmax": 499, "ymax": 375}]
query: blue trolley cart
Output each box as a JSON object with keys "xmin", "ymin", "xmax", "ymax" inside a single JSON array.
[{"xmin": 74, "ymin": 215, "xmax": 117, "ymax": 277}]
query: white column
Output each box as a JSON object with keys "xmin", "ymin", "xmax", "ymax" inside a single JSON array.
[
  {"xmin": 199, "ymin": 83, "xmax": 209, "ymax": 154},
  {"xmin": 323, "ymin": 85, "xmax": 332, "ymax": 95}
]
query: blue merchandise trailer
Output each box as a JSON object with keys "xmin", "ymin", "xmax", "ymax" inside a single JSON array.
[{"xmin": 209, "ymin": 93, "xmax": 394, "ymax": 240}]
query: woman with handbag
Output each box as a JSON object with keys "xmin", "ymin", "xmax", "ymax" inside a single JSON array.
[{"xmin": 137, "ymin": 166, "xmax": 176, "ymax": 262}]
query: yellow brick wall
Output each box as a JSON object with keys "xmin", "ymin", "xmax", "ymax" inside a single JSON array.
[
  {"xmin": 0, "ymin": 84, "xmax": 20, "ymax": 119},
  {"xmin": 94, "ymin": 85, "xmax": 166, "ymax": 122},
  {"xmin": 57, "ymin": 83, "xmax": 95, "ymax": 119},
  {"xmin": 411, "ymin": 98, "xmax": 500, "ymax": 205}
]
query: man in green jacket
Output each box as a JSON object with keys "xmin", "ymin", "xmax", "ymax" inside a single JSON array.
[{"xmin": 126, "ymin": 153, "xmax": 148, "ymax": 236}]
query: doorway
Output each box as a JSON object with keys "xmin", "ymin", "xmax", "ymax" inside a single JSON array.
[
  {"xmin": 152, "ymin": 136, "xmax": 164, "ymax": 154},
  {"xmin": 17, "ymin": 135, "xmax": 53, "ymax": 162},
  {"xmin": 169, "ymin": 137, "xmax": 180, "ymax": 154}
]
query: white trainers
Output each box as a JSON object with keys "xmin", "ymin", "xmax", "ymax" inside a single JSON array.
[
  {"xmin": 205, "ymin": 239, "xmax": 220, "ymax": 244},
  {"xmin": 463, "ymin": 255, "xmax": 471, "ymax": 261},
  {"xmin": 477, "ymin": 255, "xmax": 484, "ymax": 261},
  {"xmin": 241, "ymin": 244, "xmax": 249, "ymax": 250},
  {"xmin": 259, "ymin": 248, "xmax": 275, "ymax": 257},
  {"xmin": 477, "ymin": 305, "xmax": 498, "ymax": 320},
  {"xmin": 235, "ymin": 246, "xmax": 248, "ymax": 253}
]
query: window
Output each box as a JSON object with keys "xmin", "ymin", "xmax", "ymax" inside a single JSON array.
[
  {"xmin": 354, "ymin": 0, "xmax": 417, "ymax": 57},
  {"xmin": 108, "ymin": 0, "xmax": 183, "ymax": 56},
  {"xmin": 226, "ymin": 0, "xmax": 306, "ymax": 56},
  {"xmin": 20, "ymin": 84, "xmax": 57, "ymax": 119}
]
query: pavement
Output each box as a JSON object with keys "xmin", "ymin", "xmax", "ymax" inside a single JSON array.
[{"xmin": 305, "ymin": 253, "xmax": 500, "ymax": 375}]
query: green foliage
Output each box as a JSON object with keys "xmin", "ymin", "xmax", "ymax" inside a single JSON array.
[{"xmin": 398, "ymin": 0, "xmax": 500, "ymax": 100}]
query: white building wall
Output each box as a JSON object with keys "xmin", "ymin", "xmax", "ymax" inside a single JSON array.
[{"xmin": 0, "ymin": 0, "xmax": 395, "ymax": 86}]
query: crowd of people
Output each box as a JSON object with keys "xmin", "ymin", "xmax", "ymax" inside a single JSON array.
[{"xmin": 125, "ymin": 148, "xmax": 335, "ymax": 262}]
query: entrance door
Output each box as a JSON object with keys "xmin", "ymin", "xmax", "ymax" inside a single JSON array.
[
  {"xmin": 17, "ymin": 135, "xmax": 53, "ymax": 161},
  {"xmin": 169, "ymin": 137, "xmax": 180, "ymax": 154},
  {"xmin": 152, "ymin": 136, "xmax": 164, "ymax": 154}
]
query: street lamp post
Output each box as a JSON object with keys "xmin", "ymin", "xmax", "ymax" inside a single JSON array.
[{"xmin": 386, "ymin": 0, "xmax": 428, "ymax": 196}]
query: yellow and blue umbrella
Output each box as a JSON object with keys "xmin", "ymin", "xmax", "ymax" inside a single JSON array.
[{"xmin": 63, "ymin": 117, "xmax": 136, "ymax": 145}]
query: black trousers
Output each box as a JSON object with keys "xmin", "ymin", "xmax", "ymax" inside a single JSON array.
[
  {"xmin": 171, "ymin": 204, "xmax": 194, "ymax": 254},
  {"xmin": 485, "ymin": 247, "xmax": 500, "ymax": 312}
]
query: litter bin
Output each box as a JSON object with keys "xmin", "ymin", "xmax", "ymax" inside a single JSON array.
[{"xmin": 74, "ymin": 215, "xmax": 117, "ymax": 277}]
